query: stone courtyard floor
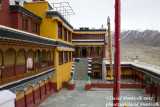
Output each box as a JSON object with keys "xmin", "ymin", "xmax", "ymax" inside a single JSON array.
[{"xmin": 40, "ymin": 80, "xmax": 160, "ymax": 107}]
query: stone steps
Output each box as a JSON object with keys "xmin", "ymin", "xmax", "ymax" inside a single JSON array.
[{"xmin": 74, "ymin": 58, "xmax": 88, "ymax": 80}]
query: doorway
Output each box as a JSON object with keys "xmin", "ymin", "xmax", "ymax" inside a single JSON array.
[{"xmin": 82, "ymin": 48, "xmax": 87, "ymax": 57}]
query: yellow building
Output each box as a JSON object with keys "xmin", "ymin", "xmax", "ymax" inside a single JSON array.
[{"xmin": 24, "ymin": 1, "xmax": 75, "ymax": 91}]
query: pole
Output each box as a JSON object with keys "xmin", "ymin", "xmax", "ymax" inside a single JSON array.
[
  {"xmin": 113, "ymin": 52, "xmax": 116, "ymax": 105},
  {"xmin": 114, "ymin": 0, "xmax": 121, "ymax": 106},
  {"xmin": 107, "ymin": 16, "xmax": 113, "ymax": 78}
]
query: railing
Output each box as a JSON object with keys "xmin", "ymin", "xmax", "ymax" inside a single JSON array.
[{"xmin": 0, "ymin": 65, "xmax": 55, "ymax": 86}]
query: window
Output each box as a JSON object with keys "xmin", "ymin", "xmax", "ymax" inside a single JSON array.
[
  {"xmin": 69, "ymin": 52, "xmax": 71, "ymax": 62},
  {"xmin": 59, "ymin": 51, "xmax": 63, "ymax": 65},
  {"xmin": 64, "ymin": 28, "xmax": 67, "ymax": 41},
  {"xmin": 74, "ymin": 47, "xmax": 78, "ymax": 56},
  {"xmin": 22, "ymin": 14, "xmax": 28, "ymax": 30},
  {"xmin": 96, "ymin": 47, "xmax": 100, "ymax": 56},
  {"xmin": 31, "ymin": 19, "xmax": 39, "ymax": 33},
  {"xmin": 65, "ymin": 51, "xmax": 68, "ymax": 63},
  {"xmin": 58, "ymin": 23, "xmax": 62, "ymax": 39},
  {"xmin": 68, "ymin": 31, "xmax": 71, "ymax": 42},
  {"xmin": 90, "ymin": 47, "xmax": 94, "ymax": 56},
  {"xmin": 0, "ymin": 0, "xmax": 1, "ymax": 9}
]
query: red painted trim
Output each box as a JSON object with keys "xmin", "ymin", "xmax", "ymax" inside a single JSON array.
[
  {"xmin": 33, "ymin": 90, "xmax": 35, "ymax": 104},
  {"xmin": 32, "ymin": 90, "xmax": 55, "ymax": 107},
  {"xmin": 45, "ymin": 83, "xmax": 47, "ymax": 95},
  {"xmin": 39, "ymin": 86, "xmax": 41, "ymax": 99},
  {"xmin": 25, "ymin": 94, "xmax": 27, "ymax": 107}
]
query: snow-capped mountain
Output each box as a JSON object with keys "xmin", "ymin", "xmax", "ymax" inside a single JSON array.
[{"xmin": 110, "ymin": 30, "xmax": 160, "ymax": 47}]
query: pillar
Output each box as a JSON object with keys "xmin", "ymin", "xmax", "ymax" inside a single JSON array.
[
  {"xmin": 39, "ymin": 83, "xmax": 41, "ymax": 99},
  {"xmin": 94, "ymin": 47, "xmax": 96, "ymax": 56},
  {"xmin": 50, "ymin": 51, "xmax": 52, "ymax": 66},
  {"xmin": 138, "ymin": 72, "xmax": 139, "ymax": 83},
  {"xmin": 80, "ymin": 47, "xmax": 82, "ymax": 57},
  {"xmin": 99, "ymin": 47, "xmax": 100, "ymax": 56},
  {"xmin": 14, "ymin": 51, "xmax": 17, "ymax": 76},
  {"xmin": 33, "ymin": 52, "xmax": 35, "ymax": 71},
  {"xmin": 32, "ymin": 86, "xmax": 35, "ymax": 104},
  {"xmin": 134, "ymin": 71, "xmax": 136, "ymax": 82},
  {"xmin": 155, "ymin": 83, "xmax": 157, "ymax": 102},
  {"xmin": 1, "ymin": 51, "xmax": 5, "ymax": 79},
  {"xmin": 132, "ymin": 70, "xmax": 133, "ymax": 80},
  {"xmin": 45, "ymin": 51, "xmax": 47, "ymax": 67},
  {"xmin": 142, "ymin": 74, "xmax": 143, "ymax": 89},
  {"xmin": 123, "ymin": 70, "xmax": 125, "ymax": 79},
  {"xmin": 87, "ymin": 47, "xmax": 88, "ymax": 57},
  {"xmin": 49, "ymin": 78, "xmax": 52, "ymax": 92},
  {"xmin": 150, "ymin": 81, "xmax": 153, "ymax": 97},
  {"xmin": 25, "ymin": 51, "xmax": 27, "ymax": 73},
  {"xmin": 24, "ymin": 90, "xmax": 27, "ymax": 107},
  {"xmin": 40, "ymin": 51, "xmax": 42, "ymax": 69},
  {"xmin": 45, "ymin": 80, "xmax": 47, "ymax": 95}
]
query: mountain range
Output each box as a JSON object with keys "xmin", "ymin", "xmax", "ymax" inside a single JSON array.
[{"xmin": 109, "ymin": 30, "xmax": 160, "ymax": 47}]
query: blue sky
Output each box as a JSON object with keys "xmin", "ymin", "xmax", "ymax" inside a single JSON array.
[{"xmin": 47, "ymin": 0, "xmax": 160, "ymax": 31}]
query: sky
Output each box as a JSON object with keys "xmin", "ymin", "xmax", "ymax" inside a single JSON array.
[{"xmin": 47, "ymin": 0, "xmax": 160, "ymax": 31}]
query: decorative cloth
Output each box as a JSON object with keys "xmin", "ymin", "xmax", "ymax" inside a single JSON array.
[{"xmin": 27, "ymin": 58, "xmax": 33, "ymax": 69}]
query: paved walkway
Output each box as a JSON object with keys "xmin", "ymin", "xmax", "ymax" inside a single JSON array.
[{"xmin": 39, "ymin": 80, "xmax": 160, "ymax": 107}]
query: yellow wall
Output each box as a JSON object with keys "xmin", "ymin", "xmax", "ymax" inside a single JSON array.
[
  {"xmin": 24, "ymin": 2, "xmax": 74, "ymax": 90},
  {"xmin": 42, "ymin": 50, "xmax": 46, "ymax": 61},
  {"xmin": 24, "ymin": 2, "xmax": 73, "ymax": 46},
  {"xmin": 17, "ymin": 49, "xmax": 25, "ymax": 65},
  {"xmin": 52, "ymin": 49, "xmax": 73, "ymax": 90},
  {"xmin": 24, "ymin": 2, "xmax": 56, "ymax": 39},
  {"xmin": 5, "ymin": 48, "xmax": 15, "ymax": 66}
]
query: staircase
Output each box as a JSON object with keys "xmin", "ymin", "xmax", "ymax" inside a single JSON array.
[{"xmin": 74, "ymin": 58, "xmax": 88, "ymax": 80}]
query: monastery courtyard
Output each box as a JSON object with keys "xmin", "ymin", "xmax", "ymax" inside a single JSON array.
[{"xmin": 40, "ymin": 79, "xmax": 159, "ymax": 107}]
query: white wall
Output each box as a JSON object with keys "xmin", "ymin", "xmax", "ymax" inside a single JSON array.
[
  {"xmin": 0, "ymin": 100, "xmax": 15, "ymax": 107},
  {"xmin": 10, "ymin": 0, "xmax": 33, "ymax": 6}
]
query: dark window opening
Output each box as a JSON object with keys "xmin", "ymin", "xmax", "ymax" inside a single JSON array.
[
  {"xmin": 22, "ymin": 15, "xmax": 28, "ymax": 30},
  {"xmin": 65, "ymin": 51, "xmax": 68, "ymax": 63},
  {"xmin": 68, "ymin": 31, "xmax": 71, "ymax": 42},
  {"xmin": 64, "ymin": 28, "xmax": 67, "ymax": 41},
  {"xmin": 74, "ymin": 47, "xmax": 78, "ymax": 56},
  {"xmin": 31, "ymin": 19, "xmax": 38, "ymax": 33},
  {"xmin": 96, "ymin": 47, "xmax": 100, "ymax": 56},
  {"xmin": 59, "ymin": 51, "xmax": 63, "ymax": 65},
  {"xmin": 58, "ymin": 23, "xmax": 62, "ymax": 39},
  {"xmin": 69, "ymin": 52, "xmax": 71, "ymax": 62},
  {"xmin": 0, "ymin": 0, "xmax": 1, "ymax": 9}
]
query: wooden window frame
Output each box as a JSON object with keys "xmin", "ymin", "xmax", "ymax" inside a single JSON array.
[
  {"xmin": 64, "ymin": 28, "xmax": 67, "ymax": 41},
  {"xmin": 68, "ymin": 31, "xmax": 71, "ymax": 42},
  {"xmin": 31, "ymin": 19, "xmax": 38, "ymax": 33},
  {"xmin": 69, "ymin": 52, "xmax": 71, "ymax": 62},
  {"xmin": 65, "ymin": 51, "xmax": 68, "ymax": 63},
  {"xmin": 59, "ymin": 51, "xmax": 63, "ymax": 65},
  {"xmin": 58, "ymin": 23, "xmax": 62, "ymax": 39},
  {"xmin": 22, "ymin": 14, "xmax": 28, "ymax": 30}
]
